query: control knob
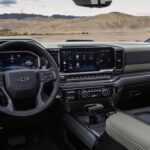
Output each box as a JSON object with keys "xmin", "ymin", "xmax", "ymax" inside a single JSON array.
[
  {"xmin": 81, "ymin": 90, "xmax": 88, "ymax": 99},
  {"xmin": 101, "ymin": 88, "xmax": 110, "ymax": 97}
]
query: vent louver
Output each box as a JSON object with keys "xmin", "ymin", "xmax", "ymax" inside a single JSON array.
[
  {"xmin": 49, "ymin": 50, "xmax": 59, "ymax": 67},
  {"xmin": 115, "ymin": 50, "xmax": 124, "ymax": 70}
]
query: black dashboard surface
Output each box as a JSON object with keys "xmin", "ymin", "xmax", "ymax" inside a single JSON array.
[
  {"xmin": 1, "ymin": 38, "xmax": 150, "ymax": 74},
  {"xmin": 44, "ymin": 41, "xmax": 150, "ymax": 74}
]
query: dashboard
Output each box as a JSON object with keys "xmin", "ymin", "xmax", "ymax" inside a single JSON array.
[
  {"xmin": 44, "ymin": 41, "xmax": 150, "ymax": 111},
  {"xmin": 1, "ymin": 38, "xmax": 150, "ymax": 112},
  {"xmin": 0, "ymin": 51, "xmax": 39, "ymax": 70}
]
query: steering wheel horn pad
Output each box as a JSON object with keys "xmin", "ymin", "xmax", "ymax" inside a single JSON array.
[{"xmin": 4, "ymin": 70, "xmax": 38, "ymax": 100}]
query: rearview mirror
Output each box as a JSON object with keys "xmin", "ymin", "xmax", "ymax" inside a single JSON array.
[{"xmin": 73, "ymin": 0, "xmax": 112, "ymax": 8}]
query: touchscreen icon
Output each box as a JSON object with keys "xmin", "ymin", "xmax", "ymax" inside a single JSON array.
[
  {"xmin": 76, "ymin": 54, "xmax": 80, "ymax": 60},
  {"xmin": 82, "ymin": 54, "xmax": 86, "ymax": 60},
  {"xmin": 69, "ymin": 64, "xmax": 73, "ymax": 70},
  {"xmin": 76, "ymin": 63, "xmax": 80, "ymax": 67},
  {"xmin": 89, "ymin": 54, "xmax": 94, "ymax": 60}
]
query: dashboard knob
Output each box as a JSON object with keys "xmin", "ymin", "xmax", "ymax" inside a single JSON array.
[
  {"xmin": 81, "ymin": 91, "xmax": 88, "ymax": 99},
  {"xmin": 101, "ymin": 88, "xmax": 110, "ymax": 97}
]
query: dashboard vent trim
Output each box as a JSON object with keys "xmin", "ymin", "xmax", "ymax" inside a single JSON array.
[
  {"xmin": 115, "ymin": 50, "xmax": 124, "ymax": 70},
  {"xmin": 49, "ymin": 49, "xmax": 59, "ymax": 67}
]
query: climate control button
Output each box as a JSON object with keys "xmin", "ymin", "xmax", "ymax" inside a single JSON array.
[
  {"xmin": 101, "ymin": 88, "xmax": 110, "ymax": 97},
  {"xmin": 81, "ymin": 91, "xmax": 88, "ymax": 99}
]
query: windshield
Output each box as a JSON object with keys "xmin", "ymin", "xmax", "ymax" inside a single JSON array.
[{"xmin": 0, "ymin": 0, "xmax": 150, "ymax": 42}]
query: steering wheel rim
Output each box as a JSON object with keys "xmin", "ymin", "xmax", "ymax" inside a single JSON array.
[{"xmin": 0, "ymin": 40, "xmax": 60, "ymax": 117}]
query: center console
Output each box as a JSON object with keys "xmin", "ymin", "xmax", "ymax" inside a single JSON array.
[
  {"xmin": 58, "ymin": 46, "xmax": 125, "ymax": 149},
  {"xmin": 63, "ymin": 107, "xmax": 150, "ymax": 150},
  {"xmin": 61, "ymin": 86, "xmax": 118, "ymax": 102},
  {"xmin": 63, "ymin": 104, "xmax": 116, "ymax": 150},
  {"xmin": 49, "ymin": 46, "xmax": 125, "ymax": 112}
]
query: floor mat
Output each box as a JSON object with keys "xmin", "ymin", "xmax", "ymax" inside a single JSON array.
[{"xmin": 1, "ymin": 132, "xmax": 61, "ymax": 150}]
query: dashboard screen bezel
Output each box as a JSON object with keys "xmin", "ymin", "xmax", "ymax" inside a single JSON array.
[
  {"xmin": 59, "ymin": 47, "xmax": 116, "ymax": 74},
  {"xmin": 0, "ymin": 51, "xmax": 40, "ymax": 70}
]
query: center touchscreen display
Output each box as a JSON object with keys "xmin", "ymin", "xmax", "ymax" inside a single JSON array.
[{"xmin": 60, "ymin": 48, "xmax": 115, "ymax": 73}]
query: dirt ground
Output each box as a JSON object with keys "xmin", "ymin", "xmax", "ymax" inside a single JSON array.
[
  {"xmin": 1, "ymin": 28, "xmax": 150, "ymax": 43},
  {"xmin": 30, "ymin": 29, "xmax": 150, "ymax": 42}
]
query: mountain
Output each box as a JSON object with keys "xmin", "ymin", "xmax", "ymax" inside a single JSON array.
[
  {"xmin": 80, "ymin": 12, "xmax": 150, "ymax": 29},
  {"xmin": 0, "ymin": 13, "xmax": 49, "ymax": 19},
  {"xmin": 1, "ymin": 12, "xmax": 150, "ymax": 35},
  {"xmin": 51, "ymin": 14, "xmax": 80, "ymax": 19},
  {"xmin": 0, "ymin": 13, "xmax": 80, "ymax": 20}
]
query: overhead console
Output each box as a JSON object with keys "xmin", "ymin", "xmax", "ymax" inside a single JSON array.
[{"xmin": 55, "ymin": 47, "xmax": 125, "ymax": 82}]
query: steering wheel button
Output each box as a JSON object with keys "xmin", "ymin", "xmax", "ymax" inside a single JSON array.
[{"xmin": 39, "ymin": 71, "xmax": 56, "ymax": 82}]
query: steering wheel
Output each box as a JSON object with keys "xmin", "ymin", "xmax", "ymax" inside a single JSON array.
[{"xmin": 0, "ymin": 40, "xmax": 60, "ymax": 117}]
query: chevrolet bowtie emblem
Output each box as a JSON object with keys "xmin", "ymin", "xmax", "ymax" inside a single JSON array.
[{"xmin": 17, "ymin": 76, "xmax": 30, "ymax": 82}]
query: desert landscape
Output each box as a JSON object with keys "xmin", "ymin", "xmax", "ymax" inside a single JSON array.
[{"xmin": 0, "ymin": 12, "xmax": 150, "ymax": 42}]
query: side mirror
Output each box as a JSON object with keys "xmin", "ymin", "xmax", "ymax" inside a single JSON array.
[{"xmin": 73, "ymin": 0, "xmax": 112, "ymax": 8}]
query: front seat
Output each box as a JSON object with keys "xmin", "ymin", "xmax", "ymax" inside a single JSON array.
[{"xmin": 106, "ymin": 111, "xmax": 150, "ymax": 150}]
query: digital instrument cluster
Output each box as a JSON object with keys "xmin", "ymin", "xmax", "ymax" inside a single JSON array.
[
  {"xmin": 60, "ymin": 48, "xmax": 115, "ymax": 73},
  {"xmin": 0, "ymin": 51, "xmax": 39, "ymax": 70}
]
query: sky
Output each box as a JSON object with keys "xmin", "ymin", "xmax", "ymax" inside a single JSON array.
[{"xmin": 0, "ymin": 0, "xmax": 150, "ymax": 16}]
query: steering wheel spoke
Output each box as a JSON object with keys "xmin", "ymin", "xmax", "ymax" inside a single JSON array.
[
  {"xmin": 36, "ymin": 68, "xmax": 57, "ymax": 108},
  {"xmin": 3, "ymin": 88, "xmax": 14, "ymax": 112},
  {"xmin": 36, "ymin": 81, "xmax": 45, "ymax": 108},
  {"xmin": 0, "ymin": 72, "xmax": 14, "ymax": 112}
]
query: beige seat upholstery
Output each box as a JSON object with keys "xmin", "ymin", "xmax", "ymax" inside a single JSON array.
[{"xmin": 106, "ymin": 112, "xmax": 150, "ymax": 150}]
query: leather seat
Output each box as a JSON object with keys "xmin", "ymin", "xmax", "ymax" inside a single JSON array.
[{"xmin": 106, "ymin": 112, "xmax": 150, "ymax": 150}]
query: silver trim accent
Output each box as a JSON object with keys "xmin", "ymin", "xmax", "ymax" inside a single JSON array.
[{"xmin": 59, "ymin": 69, "xmax": 114, "ymax": 76}]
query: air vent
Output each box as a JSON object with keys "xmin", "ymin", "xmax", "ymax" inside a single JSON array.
[
  {"xmin": 65, "ymin": 39, "xmax": 94, "ymax": 42},
  {"xmin": 115, "ymin": 50, "xmax": 124, "ymax": 70},
  {"xmin": 49, "ymin": 50, "xmax": 59, "ymax": 67}
]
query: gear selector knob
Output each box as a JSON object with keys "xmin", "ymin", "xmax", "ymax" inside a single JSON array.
[
  {"xmin": 85, "ymin": 103, "xmax": 105, "ymax": 125},
  {"xmin": 85, "ymin": 103, "xmax": 104, "ymax": 115}
]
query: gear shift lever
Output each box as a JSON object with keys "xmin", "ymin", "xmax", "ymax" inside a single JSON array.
[{"xmin": 85, "ymin": 103, "xmax": 105, "ymax": 125}]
